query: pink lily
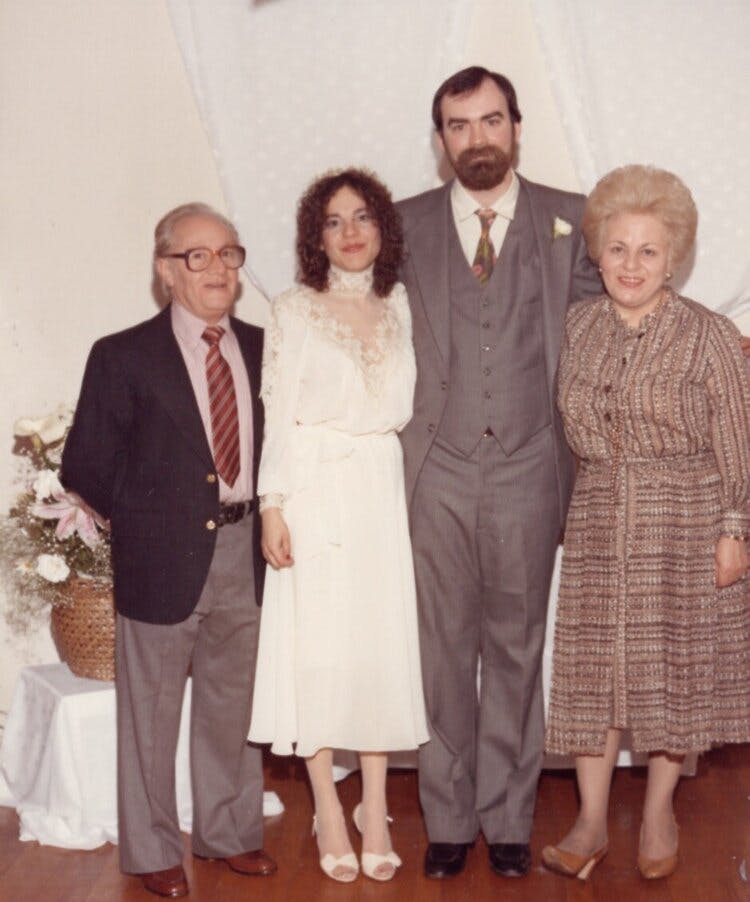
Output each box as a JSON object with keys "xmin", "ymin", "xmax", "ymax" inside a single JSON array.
[{"xmin": 32, "ymin": 491, "xmax": 101, "ymax": 549}]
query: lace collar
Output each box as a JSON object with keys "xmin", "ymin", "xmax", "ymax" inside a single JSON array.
[{"xmin": 328, "ymin": 264, "xmax": 374, "ymax": 294}]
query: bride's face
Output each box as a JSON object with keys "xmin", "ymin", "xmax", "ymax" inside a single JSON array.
[{"xmin": 320, "ymin": 185, "xmax": 382, "ymax": 273}]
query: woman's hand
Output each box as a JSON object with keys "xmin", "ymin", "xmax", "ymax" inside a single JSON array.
[
  {"xmin": 261, "ymin": 507, "xmax": 294, "ymax": 570},
  {"xmin": 715, "ymin": 535, "xmax": 748, "ymax": 587}
]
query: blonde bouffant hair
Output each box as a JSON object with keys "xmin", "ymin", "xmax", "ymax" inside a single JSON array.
[{"xmin": 582, "ymin": 165, "xmax": 697, "ymax": 266}]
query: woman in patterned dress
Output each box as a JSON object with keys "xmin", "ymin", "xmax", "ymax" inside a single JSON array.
[
  {"xmin": 543, "ymin": 165, "xmax": 750, "ymax": 881},
  {"xmin": 249, "ymin": 169, "xmax": 428, "ymax": 883}
]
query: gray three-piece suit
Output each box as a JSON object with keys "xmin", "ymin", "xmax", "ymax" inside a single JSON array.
[{"xmin": 397, "ymin": 175, "xmax": 601, "ymax": 843}]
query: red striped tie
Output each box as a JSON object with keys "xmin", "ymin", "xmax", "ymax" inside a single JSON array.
[{"xmin": 202, "ymin": 326, "xmax": 240, "ymax": 488}]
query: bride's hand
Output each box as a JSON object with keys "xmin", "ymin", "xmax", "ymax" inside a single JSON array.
[{"xmin": 261, "ymin": 507, "xmax": 294, "ymax": 569}]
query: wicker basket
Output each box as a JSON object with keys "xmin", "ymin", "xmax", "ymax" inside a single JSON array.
[{"xmin": 50, "ymin": 578, "xmax": 115, "ymax": 681}]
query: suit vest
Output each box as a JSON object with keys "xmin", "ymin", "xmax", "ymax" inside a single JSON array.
[{"xmin": 437, "ymin": 188, "xmax": 551, "ymax": 456}]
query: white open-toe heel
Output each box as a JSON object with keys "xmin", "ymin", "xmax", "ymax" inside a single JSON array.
[
  {"xmin": 352, "ymin": 802, "xmax": 402, "ymax": 881},
  {"xmin": 312, "ymin": 815, "xmax": 359, "ymax": 882}
]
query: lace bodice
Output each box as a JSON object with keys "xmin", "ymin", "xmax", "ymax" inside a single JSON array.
[
  {"xmin": 261, "ymin": 271, "xmax": 409, "ymax": 401},
  {"xmin": 257, "ymin": 277, "xmax": 416, "ymax": 509}
]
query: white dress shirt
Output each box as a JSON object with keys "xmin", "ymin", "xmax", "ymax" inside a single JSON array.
[{"xmin": 450, "ymin": 170, "xmax": 521, "ymax": 265}]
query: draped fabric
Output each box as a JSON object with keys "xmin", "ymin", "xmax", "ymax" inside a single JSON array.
[
  {"xmin": 531, "ymin": 0, "xmax": 750, "ymax": 322},
  {"xmin": 167, "ymin": 0, "xmax": 472, "ymax": 324}
]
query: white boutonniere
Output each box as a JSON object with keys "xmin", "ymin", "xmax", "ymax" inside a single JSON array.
[{"xmin": 552, "ymin": 216, "xmax": 573, "ymax": 240}]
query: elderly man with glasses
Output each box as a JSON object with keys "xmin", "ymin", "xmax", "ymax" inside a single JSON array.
[{"xmin": 62, "ymin": 203, "xmax": 275, "ymax": 898}]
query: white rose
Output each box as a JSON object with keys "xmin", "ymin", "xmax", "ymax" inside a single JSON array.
[
  {"xmin": 14, "ymin": 404, "xmax": 73, "ymax": 445},
  {"xmin": 552, "ymin": 216, "xmax": 573, "ymax": 239},
  {"xmin": 33, "ymin": 469, "xmax": 64, "ymax": 500},
  {"xmin": 35, "ymin": 553, "xmax": 70, "ymax": 583}
]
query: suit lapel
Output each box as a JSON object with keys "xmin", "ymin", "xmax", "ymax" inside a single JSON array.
[
  {"xmin": 232, "ymin": 318, "xmax": 264, "ymax": 486},
  {"xmin": 522, "ymin": 177, "xmax": 571, "ymax": 392},
  {"xmin": 404, "ymin": 184, "xmax": 452, "ymax": 364},
  {"xmin": 144, "ymin": 307, "xmax": 215, "ymax": 468}
]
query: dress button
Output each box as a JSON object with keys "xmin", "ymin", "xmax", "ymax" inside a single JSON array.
[
  {"xmin": 483, "ymin": 367, "xmax": 491, "ymax": 376},
  {"xmin": 604, "ymin": 412, "xmax": 611, "ymax": 422},
  {"xmin": 603, "ymin": 384, "xmax": 611, "ymax": 393},
  {"xmin": 206, "ymin": 519, "xmax": 217, "ymax": 530},
  {"xmin": 622, "ymin": 357, "xmax": 627, "ymax": 365},
  {"xmin": 440, "ymin": 381, "xmax": 448, "ymax": 390},
  {"xmin": 482, "ymin": 321, "xmax": 491, "ymax": 329},
  {"xmin": 427, "ymin": 423, "xmax": 436, "ymax": 433},
  {"xmin": 206, "ymin": 473, "xmax": 217, "ymax": 484},
  {"xmin": 484, "ymin": 391, "xmax": 491, "ymax": 399},
  {"xmin": 481, "ymin": 345, "xmax": 491, "ymax": 352}
]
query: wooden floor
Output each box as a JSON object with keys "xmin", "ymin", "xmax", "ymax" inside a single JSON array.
[{"xmin": 1, "ymin": 745, "xmax": 748, "ymax": 902}]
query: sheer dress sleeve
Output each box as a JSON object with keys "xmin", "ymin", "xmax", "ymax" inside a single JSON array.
[{"xmin": 257, "ymin": 291, "xmax": 307, "ymax": 511}]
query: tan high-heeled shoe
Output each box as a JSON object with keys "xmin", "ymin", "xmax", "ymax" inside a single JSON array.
[
  {"xmin": 352, "ymin": 802, "xmax": 402, "ymax": 881},
  {"xmin": 312, "ymin": 815, "xmax": 359, "ymax": 883},
  {"xmin": 541, "ymin": 842, "xmax": 609, "ymax": 880},
  {"xmin": 637, "ymin": 821, "xmax": 679, "ymax": 879}
]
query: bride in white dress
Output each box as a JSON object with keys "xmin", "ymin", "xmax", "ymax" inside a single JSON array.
[{"xmin": 249, "ymin": 169, "xmax": 428, "ymax": 883}]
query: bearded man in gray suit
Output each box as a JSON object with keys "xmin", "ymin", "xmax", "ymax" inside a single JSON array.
[{"xmin": 397, "ymin": 67, "xmax": 602, "ymax": 880}]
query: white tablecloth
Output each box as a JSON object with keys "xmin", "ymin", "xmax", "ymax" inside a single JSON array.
[{"xmin": 0, "ymin": 663, "xmax": 283, "ymax": 849}]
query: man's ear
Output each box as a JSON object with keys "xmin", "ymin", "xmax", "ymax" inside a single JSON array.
[{"xmin": 155, "ymin": 257, "xmax": 173, "ymax": 290}]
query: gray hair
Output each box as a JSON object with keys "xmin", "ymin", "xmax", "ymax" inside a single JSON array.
[{"xmin": 153, "ymin": 202, "xmax": 239, "ymax": 259}]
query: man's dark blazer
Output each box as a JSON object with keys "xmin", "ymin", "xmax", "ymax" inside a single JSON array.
[{"xmin": 61, "ymin": 304, "xmax": 265, "ymax": 625}]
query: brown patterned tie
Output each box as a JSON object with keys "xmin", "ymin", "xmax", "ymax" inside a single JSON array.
[
  {"xmin": 472, "ymin": 209, "xmax": 498, "ymax": 284},
  {"xmin": 202, "ymin": 326, "xmax": 240, "ymax": 487}
]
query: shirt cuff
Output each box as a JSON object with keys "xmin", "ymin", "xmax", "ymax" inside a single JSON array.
[{"xmin": 720, "ymin": 510, "xmax": 750, "ymax": 540}]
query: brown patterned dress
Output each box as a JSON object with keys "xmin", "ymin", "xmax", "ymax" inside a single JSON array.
[{"xmin": 546, "ymin": 290, "xmax": 750, "ymax": 756}]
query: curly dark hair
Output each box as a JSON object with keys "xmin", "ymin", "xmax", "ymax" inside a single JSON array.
[{"xmin": 296, "ymin": 168, "xmax": 403, "ymax": 298}]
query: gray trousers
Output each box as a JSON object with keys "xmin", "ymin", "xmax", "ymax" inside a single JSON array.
[
  {"xmin": 115, "ymin": 517, "xmax": 263, "ymax": 874},
  {"xmin": 411, "ymin": 428, "xmax": 560, "ymax": 844}
]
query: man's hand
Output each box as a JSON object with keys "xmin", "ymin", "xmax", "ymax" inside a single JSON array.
[
  {"xmin": 715, "ymin": 535, "xmax": 748, "ymax": 588},
  {"xmin": 261, "ymin": 507, "xmax": 294, "ymax": 570}
]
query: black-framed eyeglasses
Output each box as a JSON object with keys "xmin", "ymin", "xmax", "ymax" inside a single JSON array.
[{"xmin": 163, "ymin": 245, "xmax": 246, "ymax": 272}]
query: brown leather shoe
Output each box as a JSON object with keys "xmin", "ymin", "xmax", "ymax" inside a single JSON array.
[
  {"xmin": 202, "ymin": 849, "xmax": 277, "ymax": 876},
  {"xmin": 140, "ymin": 866, "xmax": 189, "ymax": 898}
]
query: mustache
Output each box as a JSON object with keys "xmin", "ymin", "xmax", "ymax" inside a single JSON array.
[{"xmin": 458, "ymin": 145, "xmax": 509, "ymax": 168}]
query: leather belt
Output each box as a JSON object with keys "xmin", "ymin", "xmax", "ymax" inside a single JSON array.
[{"xmin": 217, "ymin": 500, "xmax": 255, "ymax": 527}]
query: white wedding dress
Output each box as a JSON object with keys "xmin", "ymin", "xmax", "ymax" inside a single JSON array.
[{"xmin": 249, "ymin": 265, "xmax": 429, "ymax": 757}]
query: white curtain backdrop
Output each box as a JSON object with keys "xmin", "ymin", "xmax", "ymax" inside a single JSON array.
[
  {"xmin": 531, "ymin": 0, "xmax": 750, "ymax": 321},
  {"xmin": 167, "ymin": 0, "xmax": 473, "ymax": 324}
]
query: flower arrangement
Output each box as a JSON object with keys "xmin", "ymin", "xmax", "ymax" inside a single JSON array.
[{"xmin": 0, "ymin": 406, "xmax": 112, "ymax": 635}]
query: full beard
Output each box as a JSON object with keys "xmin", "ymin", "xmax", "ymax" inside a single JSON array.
[{"xmin": 453, "ymin": 145, "xmax": 513, "ymax": 191}]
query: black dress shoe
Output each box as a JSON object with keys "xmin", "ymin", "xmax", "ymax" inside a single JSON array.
[
  {"xmin": 424, "ymin": 842, "xmax": 471, "ymax": 878},
  {"xmin": 488, "ymin": 842, "xmax": 531, "ymax": 877}
]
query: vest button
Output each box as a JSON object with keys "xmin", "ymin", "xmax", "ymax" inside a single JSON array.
[
  {"xmin": 427, "ymin": 423, "xmax": 436, "ymax": 433},
  {"xmin": 482, "ymin": 321, "xmax": 491, "ymax": 329},
  {"xmin": 483, "ymin": 367, "xmax": 491, "ymax": 376},
  {"xmin": 484, "ymin": 391, "xmax": 492, "ymax": 400},
  {"xmin": 481, "ymin": 345, "xmax": 491, "ymax": 352},
  {"xmin": 206, "ymin": 519, "xmax": 217, "ymax": 530},
  {"xmin": 206, "ymin": 473, "xmax": 217, "ymax": 484},
  {"xmin": 440, "ymin": 381, "xmax": 448, "ymax": 390}
]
